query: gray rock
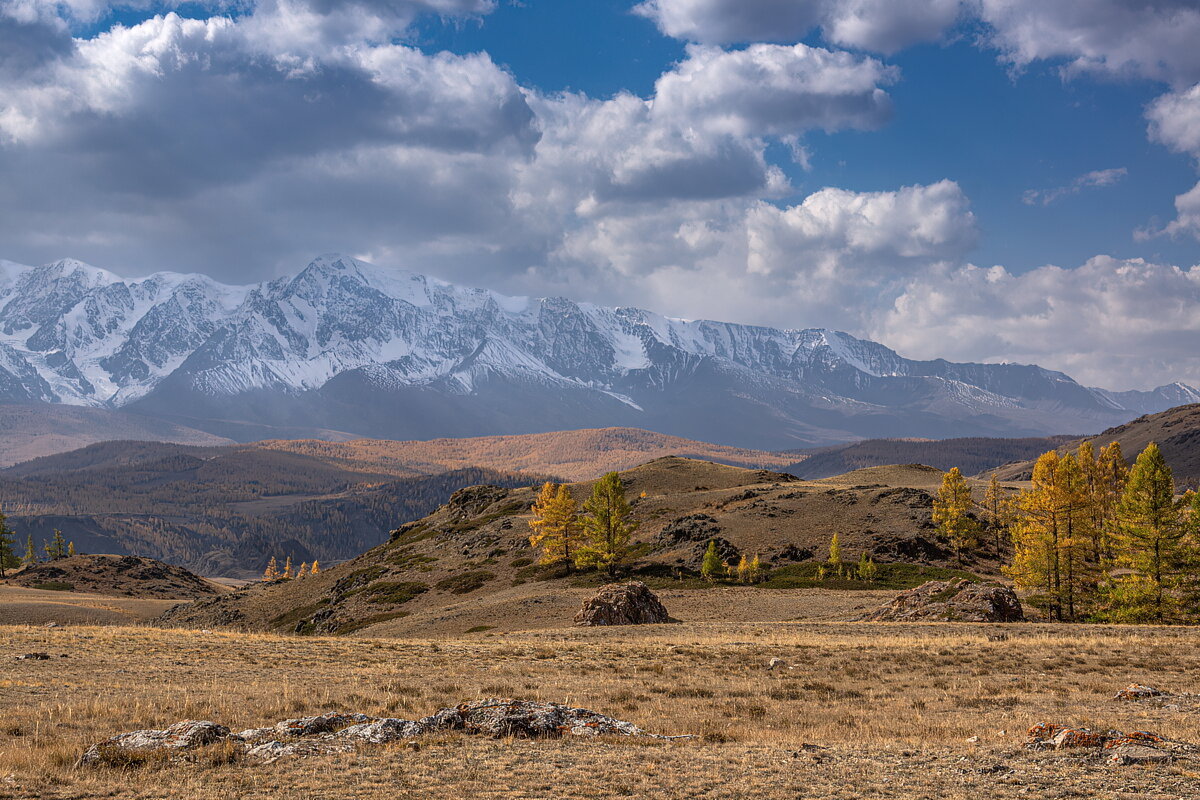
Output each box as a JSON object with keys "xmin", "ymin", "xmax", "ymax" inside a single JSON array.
[
  {"xmin": 860, "ymin": 579, "xmax": 1024, "ymax": 623},
  {"xmin": 573, "ymin": 581, "xmax": 674, "ymax": 626},
  {"xmin": 336, "ymin": 718, "xmax": 426, "ymax": 744},
  {"xmin": 77, "ymin": 720, "xmax": 230, "ymax": 765}
]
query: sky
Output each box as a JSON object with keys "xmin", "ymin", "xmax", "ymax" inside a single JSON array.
[{"xmin": 2, "ymin": 0, "xmax": 1200, "ymax": 391}]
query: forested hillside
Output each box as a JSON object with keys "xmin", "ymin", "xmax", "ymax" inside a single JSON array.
[{"xmin": 0, "ymin": 441, "xmax": 552, "ymax": 577}]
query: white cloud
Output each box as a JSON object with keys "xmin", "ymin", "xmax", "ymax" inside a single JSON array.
[
  {"xmin": 874, "ymin": 255, "xmax": 1200, "ymax": 390},
  {"xmin": 1022, "ymin": 167, "xmax": 1127, "ymax": 206},
  {"xmin": 634, "ymin": 0, "xmax": 963, "ymax": 53},
  {"xmin": 979, "ymin": 0, "xmax": 1200, "ymax": 87}
]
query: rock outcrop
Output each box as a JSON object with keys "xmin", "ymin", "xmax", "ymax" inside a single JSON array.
[
  {"xmin": 859, "ymin": 579, "xmax": 1024, "ymax": 623},
  {"xmin": 77, "ymin": 700, "xmax": 689, "ymax": 766},
  {"xmin": 11, "ymin": 555, "xmax": 220, "ymax": 600},
  {"xmin": 573, "ymin": 581, "xmax": 674, "ymax": 626}
]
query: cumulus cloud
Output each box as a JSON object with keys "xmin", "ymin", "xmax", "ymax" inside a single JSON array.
[
  {"xmin": 874, "ymin": 256, "xmax": 1200, "ymax": 389},
  {"xmin": 1021, "ymin": 167, "xmax": 1127, "ymax": 206},
  {"xmin": 978, "ymin": 0, "xmax": 1200, "ymax": 87},
  {"xmin": 634, "ymin": 0, "xmax": 963, "ymax": 53}
]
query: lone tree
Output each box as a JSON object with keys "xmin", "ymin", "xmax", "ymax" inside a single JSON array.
[
  {"xmin": 528, "ymin": 482, "xmax": 584, "ymax": 570},
  {"xmin": 22, "ymin": 534, "xmax": 37, "ymax": 565},
  {"xmin": 576, "ymin": 472, "xmax": 637, "ymax": 576},
  {"xmin": 826, "ymin": 533, "xmax": 842, "ymax": 576},
  {"xmin": 701, "ymin": 540, "xmax": 722, "ymax": 582},
  {"xmin": 933, "ymin": 467, "xmax": 980, "ymax": 562},
  {"xmin": 0, "ymin": 513, "xmax": 17, "ymax": 578},
  {"xmin": 263, "ymin": 556, "xmax": 281, "ymax": 582}
]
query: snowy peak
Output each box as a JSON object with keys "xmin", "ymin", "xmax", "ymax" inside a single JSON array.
[{"xmin": 0, "ymin": 254, "xmax": 1192, "ymax": 446}]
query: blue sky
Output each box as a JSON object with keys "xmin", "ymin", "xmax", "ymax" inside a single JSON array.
[{"xmin": 3, "ymin": 0, "xmax": 1200, "ymax": 389}]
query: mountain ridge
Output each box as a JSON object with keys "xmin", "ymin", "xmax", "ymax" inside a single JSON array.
[{"xmin": 0, "ymin": 254, "xmax": 1194, "ymax": 448}]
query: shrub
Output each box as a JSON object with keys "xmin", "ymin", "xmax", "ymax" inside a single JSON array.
[
  {"xmin": 435, "ymin": 570, "xmax": 495, "ymax": 594},
  {"xmin": 364, "ymin": 581, "xmax": 429, "ymax": 605}
]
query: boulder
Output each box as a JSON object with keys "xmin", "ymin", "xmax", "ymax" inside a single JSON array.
[
  {"xmin": 573, "ymin": 581, "xmax": 674, "ymax": 626},
  {"xmin": 453, "ymin": 699, "xmax": 648, "ymax": 738},
  {"xmin": 1115, "ymin": 684, "xmax": 1164, "ymax": 701},
  {"xmin": 1107, "ymin": 745, "xmax": 1173, "ymax": 765},
  {"xmin": 859, "ymin": 579, "xmax": 1024, "ymax": 623}
]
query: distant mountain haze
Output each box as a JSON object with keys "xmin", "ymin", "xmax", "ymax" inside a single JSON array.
[{"xmin": 0, "ymin": 254, "xmax": 1194, "ymax": 449}]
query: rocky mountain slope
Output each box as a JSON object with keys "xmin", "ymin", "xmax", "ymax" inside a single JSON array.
[
  {"xmin": 0, "ymin": 255, "xmax": 1192, "ymax": 449},
  {"xmin": 6, "ymin": 554, "xmax": 224, "ymax": 599},
  {"xmin": 158, "ymin": 457, "xmax": 996, "ymax": 636},
  {"xmin": 990, "ymin": 403, "xmax": 1200, "ymax": 486}
]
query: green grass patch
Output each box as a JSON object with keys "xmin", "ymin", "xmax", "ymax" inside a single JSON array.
[
  {"xmin": 465, "ymin": 625, "xmax": 495, "ymax": 633},
  {"xmin": 334, "ymin": 611, "xmax": 410, "ymax": 635},
  {"xmin": 510, "ymin": 557, "xmax": 534, "ymax": 569},
  {"xmin": 435, "ymin": 570, "xmax": 495, "ymax": 594},
  {"xmin": 364, "ymin": 580, "xmax": 430, "ymax": 605},
  {"xmin": 30, "ymin": 581, "xmax": 74, "ymax": 591},
  {"xmin": 759, "ymin": 562, "xmax": 978, "ymax": 591},
  {"xmin": 386, "ymin": 549, "xmax": 438, "ymax": 570},
  {"xmin": 269, "ymin": 602, "xmax": 322, "ymax": 629}
]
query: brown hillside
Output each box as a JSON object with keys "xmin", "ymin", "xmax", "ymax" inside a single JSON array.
[
  {"xmin": 158, "ymin": 457, "xmax": 999, "ymax": 637},
  {"xmin": 252, "ymin": 427, "xmax": 798, "ymax": 482},
  {"xmin": 0, "ymin": 403, "xmax": 233, "ymax": 467},
  {"xmin": 7, "ymin": 554, "xmax": 226, "ymax": 599},
  {"xmin": 990, "ymin": 403, "xmax": 1200, "ymax": 486}
]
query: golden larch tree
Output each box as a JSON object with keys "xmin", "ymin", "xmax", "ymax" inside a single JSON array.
[
  {"xmin": 528, "ymin": 482, "xmax": 584, "ymax": 569},
  {"xmin": 933, "ymin": 467, "xmax": 979, "ymax": 562}
]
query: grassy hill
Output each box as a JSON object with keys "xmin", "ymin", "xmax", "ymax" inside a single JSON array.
[
  {"xmin": 989, "ymin": 403, "xmax": 1200, "ymax": 487},
  {"xmin": 785, "ymin": 435, "xmax": 1075, "ymax": 479},
  {"xmin": 159, "ymin": 457, "xmax": 1009, "ymax": 636}
]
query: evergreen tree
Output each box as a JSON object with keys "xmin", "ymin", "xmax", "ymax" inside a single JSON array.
[
  {"xmin": 576, "ymin": 472, "xmax": 637, "ymax": 576},
  {"xmin": 983, "ymin": 474, "xmax": 1006, "ymax": 554},
  {"xmin": 1006, "ymin": 451, "xmax": 1066, "ymax": 620},
  {"xmin": 0, "ymin": 513, "xmax": 17, "ymax": 578},
  {"xmin": 701, "ymin": 540, "xmax": 722, "ymax": 583},
  {"xmin": 44, "ymin": 529, "xmax": 67, "ymax": 561},
  {"xmin": 856, "ymin": 552, "xmax": 878, "ymax": 582},
  {"xmin": 1111, "ymin": 443, "xmax": 1188, "ymax": 622},
  {"xmin": 933, "ymin": 467, "xmax": 979, "ymax": 562},
  {"xmin": 1053, "ymin": 452, "xmax": 1098, "ymax": 620},
  {"xmin": 22, "ymin": 534, "xmax": 36, "ymax": 565},
  {"xmin": 528, "ymin": 482, "xmax": 584, "ymax": 569},
  {"xmin": 827, "ymin": 533, "xmax": 842, "ymax": 575},
  {"xmin": 1096, "ymin": 441, "xmax": 1130, "ymax": 560},
  {"xmin": 263, "ymin": 556, "xmax": 281, "ymax": 582}
]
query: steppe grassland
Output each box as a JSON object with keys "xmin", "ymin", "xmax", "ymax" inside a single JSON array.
[{"xmin": 3, "ymin": 621, "xmax": 1200, "ymax": 799}]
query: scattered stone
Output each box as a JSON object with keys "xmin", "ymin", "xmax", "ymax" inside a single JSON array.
[
  {"xmin": 1115, "ymin": 684, "xmax": 1164, "ymax": 701},
  {"xmin": 966, "ymin": 736, "xmax": 980, "ymax": 744},
  {"xmin": 573, "ymin": 582, "xmax": 675, "ymax": 626},
  {"xmin": 44, "ymin": 622, "xmax": 60, "ymax": 629},
  {"xmin": 657, "ymin": 514, "xmax": 721, "ymax": 545},
  {"xmin": 16, "ymin": 653, "xmax": 50, "ymax": 660},
  {"xmin": 767, "ymin": 657, "xmax": 786, "ymax": 671},
  {"xmin": 859, "ymin": 579, "xmax": 1024, "ymax": 623},
  {"xmin": 79, "ymin": 699, "xmax": 687, "ymax": 766},
  {"xmin": 1107, "ymin": 745, "xmax": 1173, "ymax": 765},
  {"xmin": 77, "ymin": 721, "xmax": 230, "ymax": 766}
]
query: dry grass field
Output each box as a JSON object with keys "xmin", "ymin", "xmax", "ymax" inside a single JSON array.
[{"xmin": 3, "ymin": 621, "xmax": 1200, "ymax": 799}]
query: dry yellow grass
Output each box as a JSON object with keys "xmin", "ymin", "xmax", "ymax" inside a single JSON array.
[{"xmin": 3, "ymin": 621, "xmax": 1200, "ymax": 799}]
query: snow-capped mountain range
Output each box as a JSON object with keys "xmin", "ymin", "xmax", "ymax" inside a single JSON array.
[{"xmin": 0, "ymin": 254, "xmax": 1193, "ymax": 448}]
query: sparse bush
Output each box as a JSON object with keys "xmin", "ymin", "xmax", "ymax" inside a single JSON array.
[{"xmin": 435, "ymin": 570, "xmax": 495, "ymax": 594}]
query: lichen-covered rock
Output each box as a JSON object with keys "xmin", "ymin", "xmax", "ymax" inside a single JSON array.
[
  {"xmin": 76, "ymin": 720, "xmax": 230, "ymax": 766},
  {"xmin": 573, "ymin": 581, "xmax": 674, "ymax": 626},
  {"xmin": 336, "ymin": 718, "xmax": 427, "ymax": 744},
  {"xmin": 1107, "ymin": 745, "xmax": 1173, "ymax": 765},
  {"xmin": 859, "ymin": 579, "xmax": 1024, "ymax": 623},
  {"xmin": 272, "ymin": 712, "xmax": 374, "ymax": 737},
  {"xmin": 453, "ymin": 699, "xmax": 649, "ymax": 738},
  {"xmin": 1025, "ymin": 722, "xmax": 1195, "ymax": 765}
]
